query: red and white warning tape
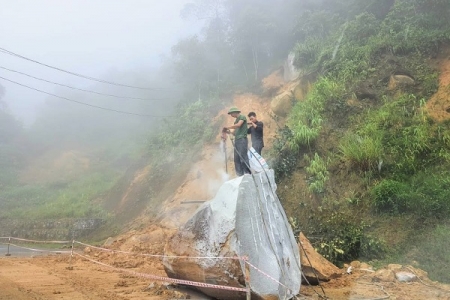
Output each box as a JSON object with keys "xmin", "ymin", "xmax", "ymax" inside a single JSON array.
[
  {"xmin": 0, "ymin": 237, "xmax": 70, "ymax": 244},
  {"xmin": 75, "ymin": 252, "xmax": 247, "ymax": 292},
  {"xmin": 245, "ymin": 260, "xmax": 292, "ymax": 293},
  {"xmin": 0, "ymin": 242, "xmax": 72, "ymax": 254},
  {"xmin": 2, "ymin": 236, "xmax": 293, "ymax": 293}
]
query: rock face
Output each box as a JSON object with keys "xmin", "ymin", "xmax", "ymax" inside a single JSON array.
[
  {"xmin": 271, "ymin": 92, "xmax": 294, "ymax": 117},
  {"xmin": 388, "ymin": 74, "xmax": 415, "ymax": 90},
  {"xmin": 164, "ymin": 170, "xmax": 301, "ymax": 300},
  {"xmin": 298, "ymin": 233, "xmax": 341, "ymax": 284}
]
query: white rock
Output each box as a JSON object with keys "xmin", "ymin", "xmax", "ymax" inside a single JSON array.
[{"xmin": 395, "ymin": 271, "xmax": 417, "ymax": 282}]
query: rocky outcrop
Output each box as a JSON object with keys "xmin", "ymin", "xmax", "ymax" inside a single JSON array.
[
  {"xmin": 262, "ymin": 69, "xmax": 285, "ymax": 96},
  {"xmin": 388, "ymin": 74, "xmax": 415, "ymax": 90},
  {"xmin": 271, "ymin": 92, "xmax": 294, "ymax": 117},
  {"xmin": 298, "ymin": 233, "xmax": 341, "ymax": 284},
  {"xmin": 163, "ymin": 170, "xmax": 301, "ymax": 300}
]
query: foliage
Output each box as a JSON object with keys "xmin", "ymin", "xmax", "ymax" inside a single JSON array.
[
  {"xmin": 287, "ymin": 77, "xmax": 345, "ymax": 151},
  {"xmin": 0, "ymin": 172, "xmax": 116, "ymax": 220},
  {"xmin": 281, "ymin": 0, "xmax": 450, "ymax": 272},
  {"xmin": 371, "ymin": 170, "xmax": 450, "ymax": 219},
  {"xmin": 371, "ymin": 179, "xmax": 409, "ymax": 214},
  {"xmin": 304, "ymin": 153, "xmax": 330, "ymax": 194},
  {"xmin": 147, "ymin": 99, "xmax": 221, "ymax": 166},
  {"xmin": 339, "ymin": 134, "xmax": 383, "ymax": 171},
  {"xmin": 413, "ymin": 224, "xmax": 450, "ymax": 283},
  {"xmin": 271, "ymin": 126, "xmax": 298, "ymax": 180},
  {"xmin": 313, "ymin": 211, "xmax": 386, "ymax": 265}
]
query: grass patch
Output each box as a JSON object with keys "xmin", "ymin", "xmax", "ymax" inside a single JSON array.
[
  {"xmin": 0, "ymin": 172, "xmax": 118, "ymax": 220},
  {"xmin": 304, "ymin": 153, "xmax": 330, "ymax": 194},
  {"xmin": 287, "ymin": 77, "xmax": 346, "ymax": 150}
]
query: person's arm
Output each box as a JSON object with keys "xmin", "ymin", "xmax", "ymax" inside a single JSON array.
[
  {"xmin": 253, "ymin": 121, "xmax": 263, "ymax": 132},
  {"xmin": 227, "ymin": 119, "xmax": 244, "ymax": 130}
]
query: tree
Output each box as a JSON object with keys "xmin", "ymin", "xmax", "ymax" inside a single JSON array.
[{"xmin": 0, "ymin": 85, "xmax": 22, "ymax": 143}]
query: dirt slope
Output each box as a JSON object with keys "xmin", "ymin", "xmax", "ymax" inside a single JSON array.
[{"xmin": 426, "ymin": 47, "xmax": 450, "ymax": 121}]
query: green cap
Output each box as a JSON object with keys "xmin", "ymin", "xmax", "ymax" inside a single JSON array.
[{"xmin": 228, "ymin": 107, "xmax": 241, "ymax": 114}]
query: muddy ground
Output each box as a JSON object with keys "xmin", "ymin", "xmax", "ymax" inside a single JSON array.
[{"xmin": 1, "ymin": 253, "xmax": 450, "ymax": 300}]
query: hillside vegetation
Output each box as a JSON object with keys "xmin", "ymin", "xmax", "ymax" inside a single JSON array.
[
  {"xmin": 2, "ymin": 0, "xmax": 450, "ymax": 284},
  {"xmin": 273, "ymin": 0, "xmax": 450, "ymax": 283}
]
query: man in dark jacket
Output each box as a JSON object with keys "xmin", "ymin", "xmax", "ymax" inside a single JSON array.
[
  {"xmin": 247, "ymin": 112, "xmax": 264, "ymax": 155},
  {"xmin": 224, "ymin": 107, "xmax": 251, "ymax": 176}
]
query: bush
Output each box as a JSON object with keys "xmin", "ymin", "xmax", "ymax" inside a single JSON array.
[
  {"xmin": 339, "ymin": 134, "xmax": 383, "ymax": 171},
  {"xmin": 305, "ymin": 153, "xmax": 330, "ymax": 193},
  {"xmin": 287, "ymin": 77, "xmax": 345, "ymax": 150},
  {"xmin": 313, "ymin": 211, "xmax": 386, "ymax": 265},
  {"xmin": 371, "ymin": 179, "xmax": 409, "ymax": 214}
]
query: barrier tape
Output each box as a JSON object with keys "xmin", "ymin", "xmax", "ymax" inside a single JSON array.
[
  {"xmin": 2, "ymin": 242, "xmax": 72, "ymax": 254},
  {"xmin": 74, "ymin": 240, "xmax": 242, "ymax": 260},
  {"xmin": 75, "ymin": 252, "xmax": 247, "ymax": 293},
  {"xmin": 2, "ymin": 237, "xmax": 294, "ymax": 293},
  {"xmin": 245, "ymin": 260, "xmax": 292, "ymax": 293},
  {"xmin": 0, "ymin": 237, "xmax": 70, "ymax": 244}
]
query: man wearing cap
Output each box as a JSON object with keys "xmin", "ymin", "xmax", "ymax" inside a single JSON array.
[{"xmin": 225, "ymin": 107, "xmax": 251, "ymax": 176}]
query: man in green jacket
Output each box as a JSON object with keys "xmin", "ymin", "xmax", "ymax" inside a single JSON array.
[{"xmin": 224, "ymin": 107, "xmax": 251, "ymax": 176}]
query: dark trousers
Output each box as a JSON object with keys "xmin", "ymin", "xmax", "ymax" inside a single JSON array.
[
  {"xmin": 234, "ymin": 137, "xmax": 250, "ymax": 176},
  {"xmin": 252, "ymin": 143, "xmax": 263, "ymax": 156}
]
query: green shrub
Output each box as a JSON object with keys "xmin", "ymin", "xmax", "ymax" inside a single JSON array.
[
  {"xmin": 272, "ymin": 126, "xmax": 299, "ymax": 179},
  {"xmin": 313, "ymin": 212, "xmax": 386, "ymax": 265},
  {"xmin": 305, "ymin": 153, "xmax": 330, "ymax": 193},
  {"xmin": 371, "ymin": 179, "xmax": 409, "ymax": 214},
  {"xmin": 414, "ymin": 224, "xmax": 450, "ymax": 283},
  {"xmin": 339, "ymin": 134, "xmax": 383, "ymax": 171},
  {"xmin": 407, "ymin": 171, "xmax": 450, "ymax": 219},
  {"xmin": 287, "ymin": 78, "xmax": 345, "ymax": 150}
]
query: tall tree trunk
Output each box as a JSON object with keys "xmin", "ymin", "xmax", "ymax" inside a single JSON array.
[{"xmin": 252, "ymin": 45, "xmax": 259, "ymax": 82}]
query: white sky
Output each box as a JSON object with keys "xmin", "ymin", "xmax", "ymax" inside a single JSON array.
[{"xmin": 0, "ymin": 0, "xmax": 199, "ymax": 123}]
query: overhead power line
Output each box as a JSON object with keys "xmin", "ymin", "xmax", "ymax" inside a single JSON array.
[
  {"xmin": 0, "ymin": 75, "xmax": 171, "ymax": 118},
  {"xmin": 0, "ymin": 47, "xmax": 166, "ymax": 91},
  {"xmin": 0, "ymin": 66, "xmax": 170, "ymax": 101}
]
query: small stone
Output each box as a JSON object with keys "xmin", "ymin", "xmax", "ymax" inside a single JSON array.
[
  {"xmin": 372, "ymin": 269, "xmax": 396, "ymax": 282},
  {"xmin": 350, "ymin": 261, "xmax": 361, "ymax": 268},
  {"xmin": 395, "ymin": 271, "xmax": 417, "ymax": 282}
]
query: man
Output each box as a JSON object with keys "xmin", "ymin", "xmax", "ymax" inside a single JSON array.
[
  {"xmin": 224, "ymin": 107, "xmax": 251, "ymax": 176},
  {"xmin": 247, "ymin": 112, "xmax": 264, "ymax": 155}
]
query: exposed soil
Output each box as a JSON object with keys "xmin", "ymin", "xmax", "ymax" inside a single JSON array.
[
  {"xmin": 426, "ymin": 46, "xmax": 450, "ymax": 121},
  {"xmin": 2, "ymin": 253, "xmax": 450, "ymax": 300}
]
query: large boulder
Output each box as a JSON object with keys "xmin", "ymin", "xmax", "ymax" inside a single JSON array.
[
  {"xmin": 298, "ymin": 233, "xmax": 341, "ymax": 284},
  {"xmin": 262, "ymin": 69, "xmax": 285, "ymax": 96},
  {"xmin": 164, "ymin": 170, "xmax": 301, "ymax": 300},
  {"xmin": 388, "ymin": 74, "xmax": 415, "ymax": 90},
  {"xmin": 271, "ymin": 92, "xmax": 294, "ymax": 117}
]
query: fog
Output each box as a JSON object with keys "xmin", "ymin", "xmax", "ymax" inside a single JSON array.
[{"xmin": 0, "ymin": 0, "xmax": 200, "ymax": 124}]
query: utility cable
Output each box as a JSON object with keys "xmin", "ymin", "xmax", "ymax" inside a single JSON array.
[
  {"xmin": 0, "ymin": 47, "xmax": 166, "ymax": 91},
  {"xmin": 0, "ymin": 66, "xmax": 171, "ymax": 101},
  {"xmin": 0, "ymin": 75, "xmax": 171, "ymax": 118}
]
